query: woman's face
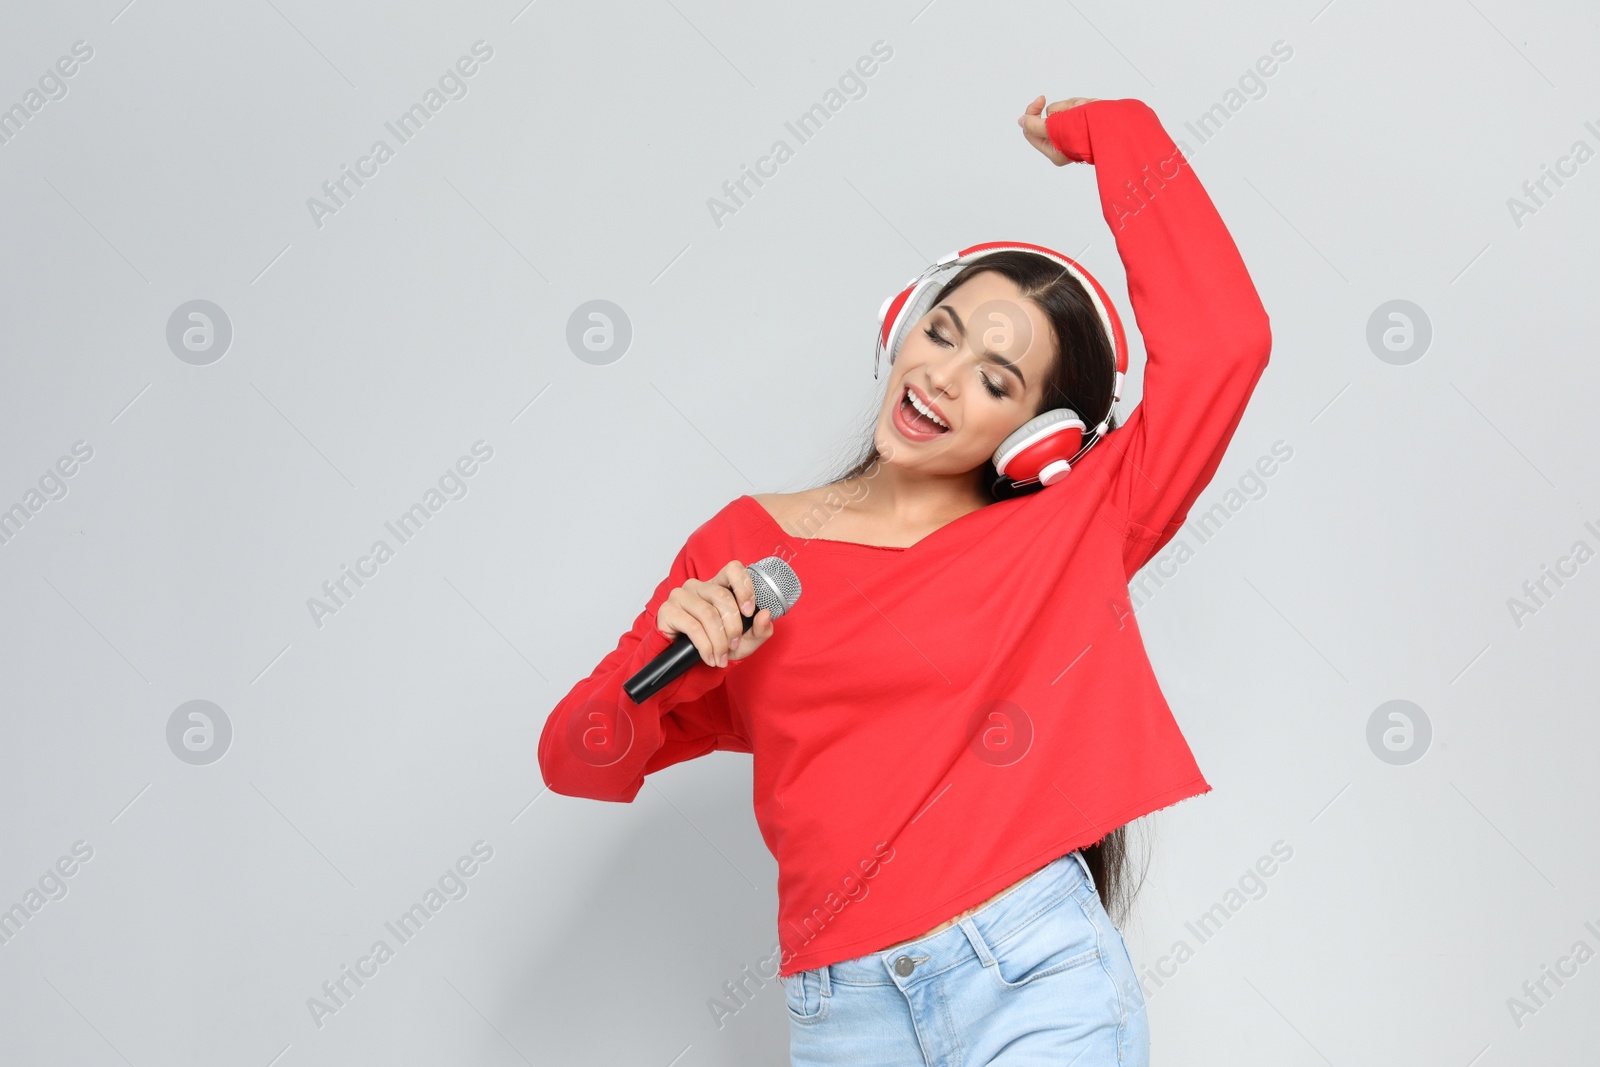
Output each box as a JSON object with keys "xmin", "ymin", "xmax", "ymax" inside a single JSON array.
[{"xmin": 875, "ymin": 270, "xmax": 1057, "ymax": 476}]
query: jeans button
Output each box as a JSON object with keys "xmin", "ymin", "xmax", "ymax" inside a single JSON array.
[{"xmin": 894, "ymin": 954, "xmax": 930, "ymax": 977}]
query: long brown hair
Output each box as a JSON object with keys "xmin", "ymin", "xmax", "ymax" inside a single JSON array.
[{"xmin": 811, "ymin": 250, "xmax": 1146, "ymax": 924}]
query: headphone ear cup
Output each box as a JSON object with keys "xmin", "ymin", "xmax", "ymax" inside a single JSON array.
[
  {"xmin": 994, "ymin": 408, "xmax": 1086, "ymax": 487},
  {"xmin": 877, "ymin": 287, "xmax": 914, "ymax": 362},
  {"xmin": 880, "ymin": 262, "xmax": 958, "ymax": 367}
]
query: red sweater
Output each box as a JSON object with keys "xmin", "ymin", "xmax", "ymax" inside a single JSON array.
[{"xmin": 538, "ymin": 98, "xmax": 1272, "ymax": 979}]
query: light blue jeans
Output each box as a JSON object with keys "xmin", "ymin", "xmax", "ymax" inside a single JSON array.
[{"xmin": 782, "ymin": 849, "xmax": 1149, "ymax": 1066}]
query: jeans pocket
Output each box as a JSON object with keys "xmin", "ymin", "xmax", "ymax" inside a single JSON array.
[
  {"xmin": 986, "ymin": 885, "xmax": 1102, "ymax": 990},
  {"xmin": 1112, "ymin": 924, "xmax": 1144, "ymax": 1005},
  {"xmin": 782, "ymin": 968, "xmax": 829, "ymax": 1024}
]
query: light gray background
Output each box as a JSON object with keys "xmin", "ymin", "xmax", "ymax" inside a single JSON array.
[{"xmin": 2, "ymin": 0, "xmax": 1596, "ymax": 1063}]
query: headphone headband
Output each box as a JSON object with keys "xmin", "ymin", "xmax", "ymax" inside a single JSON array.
[{"xmin": 873, "ymin": 241, "xmax": 1129, "ymax": 413}]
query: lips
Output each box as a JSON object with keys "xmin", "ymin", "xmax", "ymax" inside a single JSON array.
[
  {"xmin": 893, "ymin": 384, "xmax": 950, "ymax": 439},
  {"xmin": 905, "ymin": 383, "xmax": 950, "ymax": 428}
]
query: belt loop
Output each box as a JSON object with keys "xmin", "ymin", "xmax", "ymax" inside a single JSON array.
[
  {"xmin": 957, "ymin": 915, "xmax": 998, "ymax": 967},
  {"xmin": 1071, "ymin": 848, "xmax": 1095, "ymax": 892},
  {"xmin": 818, "ymin": 963, "xmax": 831, "ymax": 997}
]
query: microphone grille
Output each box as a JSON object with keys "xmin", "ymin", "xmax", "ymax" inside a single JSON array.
[{"xmin": 747, "ymin": 556, "xmax": 802, "ymax": 619}]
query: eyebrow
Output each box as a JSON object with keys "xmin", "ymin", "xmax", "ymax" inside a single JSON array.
[{"xmin": 937, "ymin": 304, "xmax": 1027, "ymax": 389}]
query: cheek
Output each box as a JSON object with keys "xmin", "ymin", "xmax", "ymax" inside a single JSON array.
[{"xmin": 967, "ymin": 402, "xmax": 1014, "ymax": 440}]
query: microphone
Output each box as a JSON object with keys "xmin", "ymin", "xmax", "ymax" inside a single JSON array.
[{"xmin": 623, "ymin": 556, "xmax": 801, "ymax": 704}]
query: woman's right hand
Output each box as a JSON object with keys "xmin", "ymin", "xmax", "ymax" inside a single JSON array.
[{"xmin": 656, "ymin": 560, "xmax": 777, "ymax": 668}]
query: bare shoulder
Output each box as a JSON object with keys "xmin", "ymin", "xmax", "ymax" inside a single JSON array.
[
  {"xmin": 750, "ymin": 489, "xmax": 818, "ymax": 536},
  {"xmin": 752, "ymin": 484, "xmax": 863, "ymax": 539}
]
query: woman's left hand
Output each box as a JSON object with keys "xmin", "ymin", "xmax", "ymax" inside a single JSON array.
[{"xmin": 1018, "ymin": 95, "xmax": 1098, "ymax": 165}]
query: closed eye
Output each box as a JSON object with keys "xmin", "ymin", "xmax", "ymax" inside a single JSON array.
[{"xmin": 923, "ymin": 324, "xmax": 1009, "ymax": 399}]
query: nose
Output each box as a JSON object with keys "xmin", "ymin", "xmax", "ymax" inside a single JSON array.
[{"xmin": 926, "ymin": 358, "xmax": 957, "ymax": 402}]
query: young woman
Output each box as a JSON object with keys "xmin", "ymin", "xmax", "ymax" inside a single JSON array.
[{"xmin": 540, "ymin": 94, "xmax": 1271, "ymax": 1066}]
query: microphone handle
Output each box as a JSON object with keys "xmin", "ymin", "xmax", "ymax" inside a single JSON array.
[{"xmin": 623, "ymin": 612, "xmax": 754, "ymax": 704}]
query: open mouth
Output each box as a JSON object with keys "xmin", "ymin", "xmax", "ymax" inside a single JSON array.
[{"xmin": 895, "ymin": 385, "xmax": 950, "ymax": 437}]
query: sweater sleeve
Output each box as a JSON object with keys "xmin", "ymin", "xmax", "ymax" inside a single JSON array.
[
  {"xmin": 536, "ymin": 531, "xmax": 751, "ymax": 803},
  {"xmin": 1045, "ymin": 98, "xmax": 1273, "ymax": 576}
]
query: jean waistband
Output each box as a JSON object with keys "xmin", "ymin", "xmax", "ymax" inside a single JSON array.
[{"xmin": 818, "ymin": 849, "xmax": 1096, "ymax": 988}]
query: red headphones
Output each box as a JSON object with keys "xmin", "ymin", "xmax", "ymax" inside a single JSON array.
[{"xmin": 874, "ymin": 241, "xmax": 1129, "ymax": 487}]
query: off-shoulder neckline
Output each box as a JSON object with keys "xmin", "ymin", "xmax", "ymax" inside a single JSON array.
[{"xmin": 737, "ymin": 493, "xmax": 1001, "ymax": 553}]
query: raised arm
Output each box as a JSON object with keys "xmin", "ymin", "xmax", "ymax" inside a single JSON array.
[
  {"xmin": 537, "ymin": 536, "xmax": 751, "ymax": 803},
  {"xmin": 1042, "ymin": 97, "xmax": 1272, "ymax": 572}
]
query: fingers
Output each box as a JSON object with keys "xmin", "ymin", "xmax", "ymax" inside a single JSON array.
[
  {"xmin": 1019, "ymin": 95, "xmax": 1058, "ymax": 145},
  {"xmin": 1047, "ymin": 96, "xmax": 1094, "ymax": 114},
  {"xmin": 1019, "ymin": 112, "xmax": 1058, "ymax": 162},
  {"xmin": 720, "ymin": 560, "xmax": 757, "ymax": 617},
  {"xmin": 703, "ymin": 578, "xmax": 755, "ymax": 666},
  {"xmin": 712, "ymin": 561, "xmax": 758, "ymax": 662},
  {"xmin": 729, "ymin": 608, "xmax": 775, "ymax": 661},
  {"xmin": 693, "ymin": 586, "xmax": 741, "ymax": 666},
  {"xmin": 660, "ymin": 597, "xmax": 717, "ymax": 667},
  {"xmin": 663, "ymin": 584, "xmax": 729, "ymax": 667},
  {"xmin": 1020, "ymin": 95, "xmax": 1096, "ymax": 128},
  {"xmin": 1019, "ymin": 96, "xmax": 1099, "ymax": 166},
  {"xmin": 662, "ymin": 561, "xmax": 776, "ymax": 670}
]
